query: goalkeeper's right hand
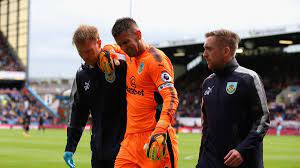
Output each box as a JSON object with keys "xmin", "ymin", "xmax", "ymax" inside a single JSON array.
[
  {"xmin": 102, "ymin": 44, "xmax": 121, "ymax": 66},
  {"xmin": 98, "ymin": 50, "xmax": 116, "ymax": 75},
  {"xmin": 97, "ymin": 45, "xmax": 121, "ymax": 74},
  {"xmin": 97, "ymin": 50, "xmax": 117, "ymax": 83},
  {"xmin": 63, "ymin": 151, "xmax": 75, "ymax": 168}
]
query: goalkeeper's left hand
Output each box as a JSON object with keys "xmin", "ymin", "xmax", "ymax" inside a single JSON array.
[{"xmin": 144, "ymin": 120, "xmax": 169, "ymax": 160}]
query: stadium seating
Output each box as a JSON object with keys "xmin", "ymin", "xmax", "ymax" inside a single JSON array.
[
  {"xmin": 175, "ymin": 55, "xmax": 300, "ymax": 122},
  {"xmin": 0, "ymin": 88, "xmax": 58, "ymax": 126},
  {"xmin": 0, "ymin": 32, "xmax": 24, "ymax": 72}
]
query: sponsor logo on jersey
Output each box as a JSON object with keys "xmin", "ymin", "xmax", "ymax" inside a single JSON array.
[
  {"xmin": 130, "ymin": 76, "xmax": 136, "ymax": 88},
  {"xmin": 127, "ymin": 76, "xmax": 144, "ymax": 96},
  {"xmin": 126, "ymin": 86, "xmax": 145, "ymax": 96}
]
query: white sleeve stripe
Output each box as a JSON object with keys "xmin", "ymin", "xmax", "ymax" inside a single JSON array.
[
  {"xmin": 252, "ymin": 72, "xmax": 270, "ymax": 133},
  {"xmin": 235, "ymin": 66, "xmax": 270, "ymax": 133},
  {"xmin": 68, "ymin": 78, "xmax": 77, "ymax": 126}
]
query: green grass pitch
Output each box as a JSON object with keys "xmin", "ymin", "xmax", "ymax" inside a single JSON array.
[{"xmin": 0, "ymin": 129, "xmax": 299, "ymax": 167}]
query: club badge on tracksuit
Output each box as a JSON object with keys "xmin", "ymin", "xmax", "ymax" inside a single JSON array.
[{"xmin": 226, "ymin": 82, "xmax": 238, "ymax": 94}]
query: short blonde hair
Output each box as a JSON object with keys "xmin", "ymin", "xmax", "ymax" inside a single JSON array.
[
  {"xmin": 205, "ymin": 29, "xmax": 240, "ymax": 53},
  {"xmin": 72, "ymin": 25, "xmax": 99, "ymax": 45}
]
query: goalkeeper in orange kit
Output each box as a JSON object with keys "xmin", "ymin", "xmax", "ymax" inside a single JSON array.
[{"xmin": 99, "ymin": 17, "xmax": 179, "ymax": 168}]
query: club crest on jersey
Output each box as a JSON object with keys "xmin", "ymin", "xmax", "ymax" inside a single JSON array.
[
  {"xmin": 138, "ymin": 62, "xmax": 144, "ymax": 74},
  {"xmin": 161, "ymin": 72, "xmax": 172, "ymax": 82},
  {"xmin": 226, "ymin": 82, "xmax": 238, "ymax": 94}
]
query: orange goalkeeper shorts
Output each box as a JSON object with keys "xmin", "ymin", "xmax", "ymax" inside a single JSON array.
[{"xmin": 115, "ymin": 127, "xmax": 178, "ymax": 168}]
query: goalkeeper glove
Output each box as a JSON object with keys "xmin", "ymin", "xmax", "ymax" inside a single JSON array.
[
  {"xmin": 144, "ymin": 120, "xmax": 170, "ymax": 160},
  {"xmin": 63, "ymin": 151, "xmax": 75, "ymax": 168},
  {"xmin": 97, "ymin": 50, "xmax": 116, "ymax": 73},
  {"xmin": 144, "ymin": 133, "xmax": 167, "ymax": 160},
  {"xmin": 97, "ymin": 50, "xmax": 118, "ymax": 83},
  {"xmin": 102, "ymin": 44, "xmax": 121, "ymax": 66},
  {"xmin": 98, "ymin": 45, "xmax": 121, "ymax": 73}
]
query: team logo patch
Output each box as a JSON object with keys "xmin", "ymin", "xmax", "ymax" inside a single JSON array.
[
  {"xmin": 138, "ymin": 62, "xmax": 144, "ymax": 74},
  {"xmin": 204, "ymin": 86, "xmax": 214, "ymax": 96},
  {"xmin": 84, "ymin": 80, "xmax": 90, "ymax": 91},
  {"xmin": 161, "ymin": 72, "xmax": 172, "ymax": 82},
  {"xmin": 226, "ymin": 82, "xmax": 238, "ymax": 94},
  {"xmin": 105, "ymin": 71, "xmax": 116, "ymax": 83}
]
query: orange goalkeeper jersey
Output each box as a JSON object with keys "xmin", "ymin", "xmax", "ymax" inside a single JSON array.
[{"xmin": 125, "ymin": 47, "xmax": 179, "ymax": 133}]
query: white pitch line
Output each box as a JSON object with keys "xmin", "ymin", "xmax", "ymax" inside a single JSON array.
[{"xmin": 184, "ymin": 155, "xmax": 193, "ymax": 160}]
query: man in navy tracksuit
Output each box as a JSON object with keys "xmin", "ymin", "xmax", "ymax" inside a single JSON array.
[
  {"xmin": 196, "ymin": 29, "xmax": 270, "ymax": 168},
  {"xmin": 63, "ymin": 25, "xmax": 126, "ymax": 168}
]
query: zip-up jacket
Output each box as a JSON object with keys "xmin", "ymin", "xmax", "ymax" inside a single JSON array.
[
  {"xmin": 65, "ymin": 60, "xmax": 127, "ymax": 161},
  {"xmin": 197, "ymin": 58, "xmax": 270, "ymax": 168}
]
